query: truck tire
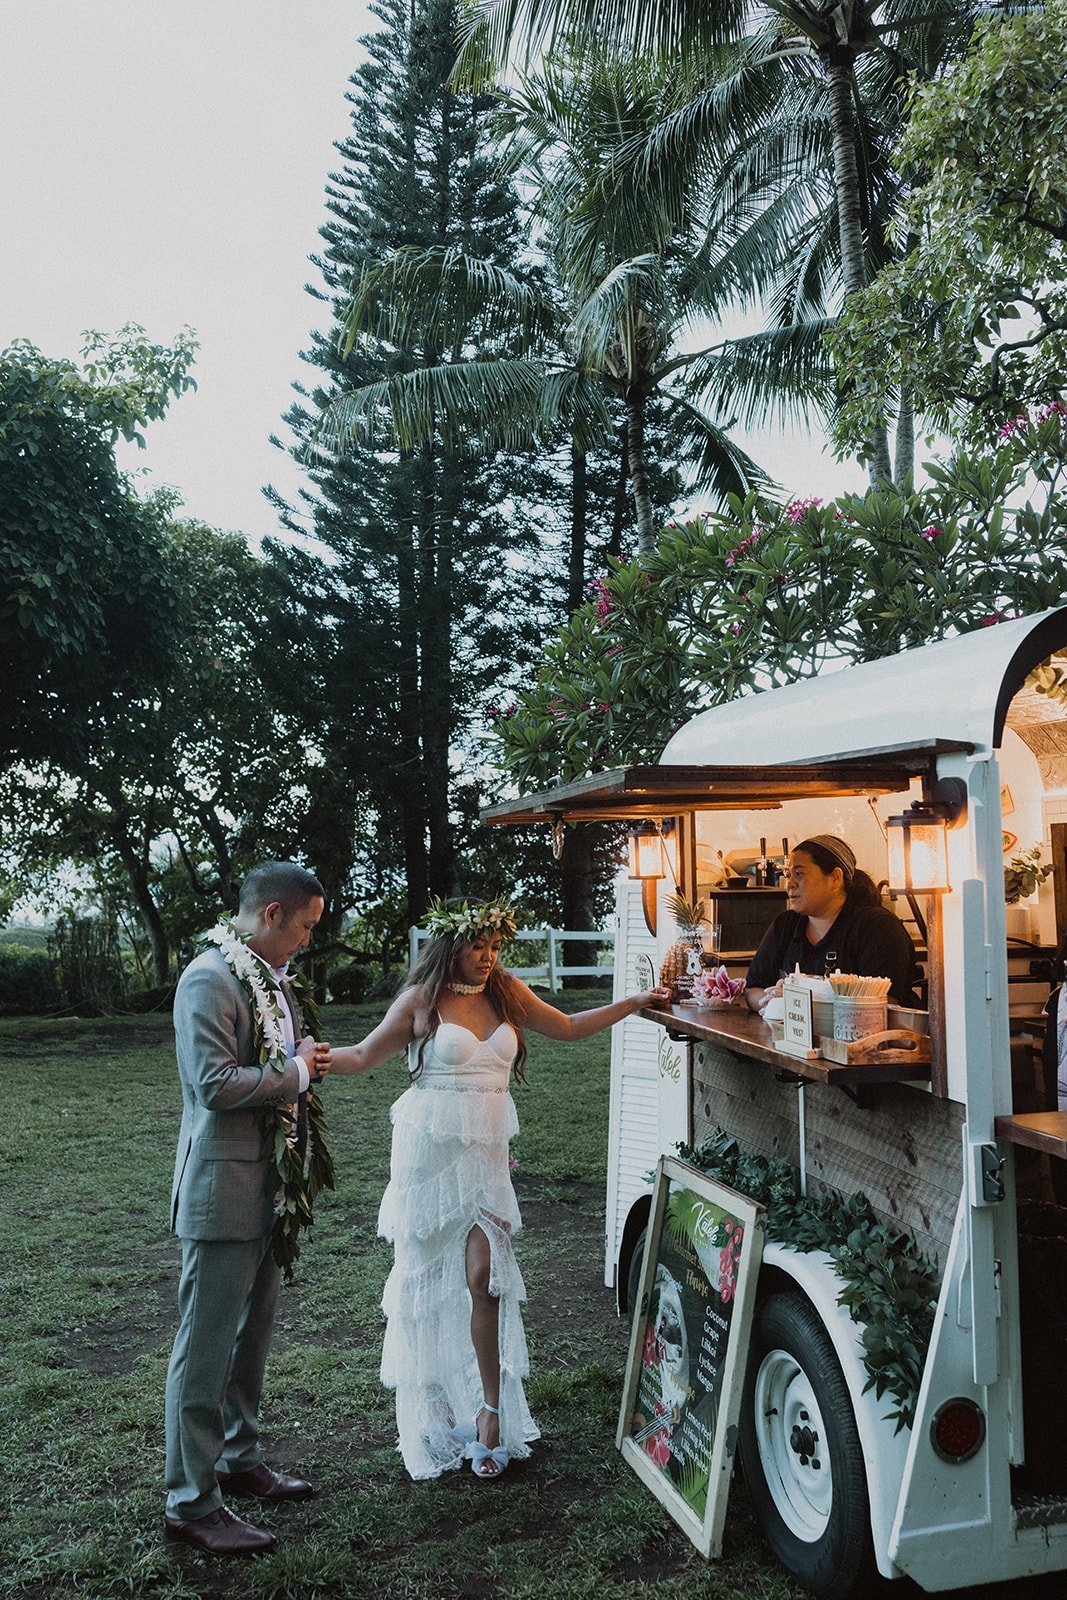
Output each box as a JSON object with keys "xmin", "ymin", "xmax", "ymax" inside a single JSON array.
[
  {"xmin": 625, "ymin": 1227, "xmax": 648, "ymax": 1323},
  {"xmin": 739, "ymin": 1290, "xmax": 876, "ymax": 1600}
]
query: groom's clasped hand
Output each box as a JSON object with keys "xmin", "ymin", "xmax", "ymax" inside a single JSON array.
[{"xmin": 304, "ymin": 1037, "xmax": 332, "ymax": 1082}]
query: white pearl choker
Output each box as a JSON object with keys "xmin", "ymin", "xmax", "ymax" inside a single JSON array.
[{"xmin": 446, "ymin": 980, "xmax": 487, "ymax": 994}]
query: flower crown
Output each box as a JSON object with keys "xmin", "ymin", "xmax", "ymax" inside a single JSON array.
[{"xmin": 423, "ymin": 895, "xmax": 518, "ymax": 940}]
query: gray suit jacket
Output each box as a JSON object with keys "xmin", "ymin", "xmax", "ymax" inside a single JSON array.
[{"xmin": 170, "ymin": 947, "xmax": 305, "ymax": 1241}]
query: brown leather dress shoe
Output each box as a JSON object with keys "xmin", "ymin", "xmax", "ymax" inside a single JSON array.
[
  {"xmin": 215, "ymin": 1463, "xmax": 316, "ymax": 1501},
  {"xmin": 164, "ymin": 1505, "xmax": 276, "ymax": 1555}
]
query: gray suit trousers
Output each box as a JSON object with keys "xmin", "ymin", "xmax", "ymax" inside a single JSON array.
[{"xmin": 164, "ymin": 1234, "xmax": 280, "ymax": 1521}]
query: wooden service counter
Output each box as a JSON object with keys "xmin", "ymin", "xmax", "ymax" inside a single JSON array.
[
  {"xmin": 639, "ymin": 1001, "xmax": 932, "ymax": 1087},
  {"xmin": 639, "ymin": 1001, "xmax": 961, "ymax": 1268}
]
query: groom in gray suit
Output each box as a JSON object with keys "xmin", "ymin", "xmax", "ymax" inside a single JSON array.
[{"xmin": 164, "ymin": 861, "xmax": 329, "ymax": 1556}]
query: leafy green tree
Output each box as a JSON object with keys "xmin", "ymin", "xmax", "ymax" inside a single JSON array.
[
  {"xmin": 1, "ymin": 514, "xmax": 291, "ymax": 986},
  {"xmin": 0, "ymin": 327, "xmax": 196, "ymax": 767},
  {"xmin": 491, "ymin": 416, "xmax": 1067, "ymax": 789},
  {"xmin": 832, "ymin": 1, "xmax": 1067, "ymax": 449}
]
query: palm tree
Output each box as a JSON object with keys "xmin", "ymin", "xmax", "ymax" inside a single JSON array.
[
  {"xmin": 456, "ymin": 0, "xmax": 988, "ymax": 488},
  {"xmin": 323, "ymin": 48, "xmax": 836, "ymax": 549}
]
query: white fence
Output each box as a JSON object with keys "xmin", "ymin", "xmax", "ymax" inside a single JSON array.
[{"xmin": 407, "ymin": 926, "xmax": 615, "ymax": 992}]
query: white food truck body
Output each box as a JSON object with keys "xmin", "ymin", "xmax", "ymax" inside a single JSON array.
[{"xmin": 486, "ymin": 608, "xmax": 1067, "ymax": 1597}]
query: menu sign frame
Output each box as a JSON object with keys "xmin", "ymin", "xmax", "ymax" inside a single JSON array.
[
  {"xmin": 781, "ymin": 977, "xmax": 819, "ymax": 1059},
  {"xmin": 617, "ymin": 1156, "xmax": 765, "ymax": 1558}
]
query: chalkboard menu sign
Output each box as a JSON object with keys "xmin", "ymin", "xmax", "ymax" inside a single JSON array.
[{"xmin": 617, "ymin": 1156, "xmax": 765, "ymax": 1558}]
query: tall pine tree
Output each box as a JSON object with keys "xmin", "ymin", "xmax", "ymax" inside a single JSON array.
[{"xmin": 266, "ymin": 0, "xmax": 548, "ymax": 925}]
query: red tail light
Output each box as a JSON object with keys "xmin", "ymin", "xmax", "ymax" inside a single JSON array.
[{"xmin": 931, "ymin": 1398, "xmax": 985, "ymax": 1463}]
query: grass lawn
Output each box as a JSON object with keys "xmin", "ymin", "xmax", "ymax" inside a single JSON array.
[{"xmin": 2, "ymin": 996, "xmax": 1053, "ymax": 1600}]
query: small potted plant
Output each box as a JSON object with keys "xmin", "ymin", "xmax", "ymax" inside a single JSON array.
[{"xmin": 1004, "ymin": 846, "xmax": 1053, "ymax": 905}]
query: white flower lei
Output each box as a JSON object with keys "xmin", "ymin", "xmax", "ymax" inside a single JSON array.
[
  {"xmin": 204, "ymin": 921, "xmax": 289, "ymax": 1074},
  {"xmin": 200, "ymin": 919, "xmax": 335, "ymax": 1259}
]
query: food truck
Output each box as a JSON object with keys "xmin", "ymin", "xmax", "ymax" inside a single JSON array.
[{"xmin": 483, "ymin": 608, "xmax": 1067, "ymax": 1598}]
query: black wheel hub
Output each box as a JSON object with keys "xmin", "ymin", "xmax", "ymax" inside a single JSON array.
[{"xmin": 789, "ymin": 1411, "xmax": 821, "ymax": 1468}]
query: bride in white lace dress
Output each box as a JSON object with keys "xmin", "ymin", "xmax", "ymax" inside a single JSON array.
[{"xmin": 331, "ymin": 896, "xmax": 667, "ymax": 1480}]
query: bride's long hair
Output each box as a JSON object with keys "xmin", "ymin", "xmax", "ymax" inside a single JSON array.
[{"xmin": 402, "ymin": 923, "xmax": 528, "ymax": 1082}]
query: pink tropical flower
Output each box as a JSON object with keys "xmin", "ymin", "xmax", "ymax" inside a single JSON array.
[
  {"xmin": 589, "ymin": 576, "xmax": 614, "ymax": 619},
  {"xmin": 725, "ymin": 529, "xmax": 760, "ymax": 567},
  {"xmin": 647, "ymin": 1426, "xmax": 671, "ymax": 1468},
  {"xmin": 920, "ymin": 524, "xmax": 943, "ymax": 541},
  {"xmin": 785, "ymin": 496, "xmax": 823, "ymax": 523}
]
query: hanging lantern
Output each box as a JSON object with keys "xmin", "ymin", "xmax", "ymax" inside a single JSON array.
[
  {"xmin": 627, "ymin": 822, "xmax": 666, "ymax": 881},
  {"xmin": 886, "ymin": 780, "xmax": 967, "ymax": 894}
]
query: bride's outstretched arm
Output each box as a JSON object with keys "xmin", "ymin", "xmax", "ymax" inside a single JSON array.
[
  {"xmin": 330, "ymin": 989, "xmax": 418, "ymax": 1075},
  {"xmin": 515, "ymin": 979, "xmax": 671, "ymax": 1041}
]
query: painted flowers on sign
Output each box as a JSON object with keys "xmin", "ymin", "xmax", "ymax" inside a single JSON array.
[{"xmin": 629, "ymin": 1182, "xmax": 752, "ymax": 1517}]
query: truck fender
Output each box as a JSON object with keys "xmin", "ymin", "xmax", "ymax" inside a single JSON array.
[{"xmin": 759, "ymin": 1241, "xmax": 910, "ymax": 1580}]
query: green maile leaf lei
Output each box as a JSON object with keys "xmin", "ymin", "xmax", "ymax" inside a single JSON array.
[{"xmin": 200, "ymin": 918, "xmax": 335, "ymax": 1281}]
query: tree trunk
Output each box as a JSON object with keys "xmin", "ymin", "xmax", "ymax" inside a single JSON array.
[
  {"xmin": 418, "ymin": 437, "xmax": 458, "ymax": 901},
  {"xmin": 568, "ymin": 439, "xmax": 588, "ymax": 614},
  {"xmin": 395, "ymin": 472, "xmax": 430, "ymax": 920},
  {"xmin": 894, "ymin": 383, "xmax": 915, "ymax": 493},
  {"xmin": 626, "ymin": 393, "xmax": 656, "ymax": 552},
  {"xmin": 111, "ymin": 826, "xmax": 170, "ymax": 987},
  {"xmin": 822, "ymin": 47, "xmax": 892, "ymax": 488},
  {"xmin": 560, "ymin": 824, "xmax": 600, "ymax": 990},
  {"xmin": 609, "ymin": 420, "xmax": 628, "ymax": 559}
]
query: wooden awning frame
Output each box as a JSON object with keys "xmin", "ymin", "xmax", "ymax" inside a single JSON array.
[{"xmin": 480, "ymin": 739, "xmax": 973, "ymax": 826}]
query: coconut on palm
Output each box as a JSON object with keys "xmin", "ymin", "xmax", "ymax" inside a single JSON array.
[{"xmin": 660, "ymin": 893, "xmax": 709, "ymax": 989}]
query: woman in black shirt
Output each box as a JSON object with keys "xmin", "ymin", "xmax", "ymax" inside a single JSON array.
[{"xmin": 745, "ymin": 834, "xmax": 922, "ymax": 1014}]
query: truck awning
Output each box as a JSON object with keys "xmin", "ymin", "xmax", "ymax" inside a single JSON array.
[
  {"xmin": 480, "ymin": 607, "xmax": 1067, "ymax": 827},
  {"xmin": 479, "ymin": 741, "xmax": 969, "ymax": 826}
]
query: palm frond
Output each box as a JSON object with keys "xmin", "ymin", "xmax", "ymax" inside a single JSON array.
[
  {"xmin": 568, "ymin": 255, "xmax": 669, "ymax": 370},
  {"xmin": 666, "ymin": 398, "xmax": 777, "ymax": 503},
  {"xmin": 319, "ymin": 358, "xmax": 556, "ymax": 454},
  {"xmin": 454, "ymin": 0, "xmax": 751, "ymax": 87},
  {"xmin": 340, "ymin": 248, "xmax": 556, "ymax": 357},
  {"xmin": 683, "ymin": 321, "xmax": 838, "ymax": 430}
]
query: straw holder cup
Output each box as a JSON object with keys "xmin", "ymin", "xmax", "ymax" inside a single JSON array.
[{"xmin": 833, "ymin": 995, "xmax": 888, "ymax": 1042}]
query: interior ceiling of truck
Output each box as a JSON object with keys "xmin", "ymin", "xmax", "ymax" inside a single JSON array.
[{"xmin": 1006, "ymin": 656, "xmax": 1067, "ymax": 788}]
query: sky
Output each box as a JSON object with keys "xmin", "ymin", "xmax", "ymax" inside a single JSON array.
[{"xmin": 1, "ymin": 0, "xmax": 865, "ymax": 546}]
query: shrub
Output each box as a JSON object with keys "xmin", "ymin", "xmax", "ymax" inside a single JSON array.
[
  {"xmin": 0, "ymin": 944, "xmax": 59, "ymax": 1014},
  {"xmin": 120, "ymin": 983, "xmax": 176, "ymax": 1014},
  {"xmin": 328, "ymin": 964, "xmax": 375, "ymax": 1004}
]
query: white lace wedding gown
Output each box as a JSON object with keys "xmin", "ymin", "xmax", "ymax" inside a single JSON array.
[{"xmin": 377, "ymin": 1020, "xmax": 541, "ymax": 1479}]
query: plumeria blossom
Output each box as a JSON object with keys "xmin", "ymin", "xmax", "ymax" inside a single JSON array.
[
  {"xmin": 920, "ymin": 524, "xmax": 944, "ymax": 541},
  {"xmin": 589, "ymin": 575, "xmax": 614, "ymax": 620},
  {"xmin": 785, "ymin": 496, "xmax": 823, "ymax": 523},
  {"xmin": 424, "ymin": 895, "xmax": 518, "ymax": 940},
  {"xmin": 998, "ymin": 401, "xmax": 1067, "ymax": 441},
  {"xmin": 724, "ymin": 529, "xmax": 760, "ymax": 567}
]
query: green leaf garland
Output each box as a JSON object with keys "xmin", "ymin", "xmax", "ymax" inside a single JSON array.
[{"xmin": 676, "ymin": 1129, "xmax": 940, "ymax": 1430}]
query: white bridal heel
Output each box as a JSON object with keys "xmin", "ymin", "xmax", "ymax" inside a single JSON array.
[{"xmin": 469, "ymin": 1402, "xmax": 509, "ymax": 1479}]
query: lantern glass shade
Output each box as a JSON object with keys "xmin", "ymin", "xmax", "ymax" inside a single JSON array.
[
  {"xmin": 887, "ymin": 811, "xmax": 950, "ymax": 894},
  {"xmin": 627, "ymin": 823, "xmax": 666, "ymax": 881}
]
